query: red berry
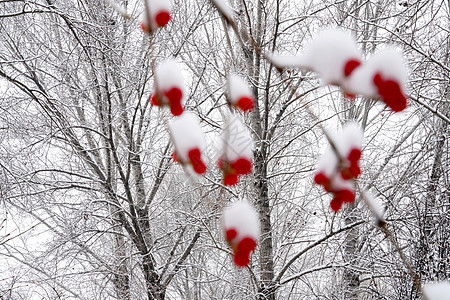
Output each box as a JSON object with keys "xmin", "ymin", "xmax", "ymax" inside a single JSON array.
[
  {"xmin": 224, "ymin": 173, "xmax": 239, "ymax": 186},
  {"xmin": 236, "ymin": 97, "xmax": 255, "ymax": 112},
  {"xmin": 150, "ymin": 94, "xmax": 160, "ymax": 106},
  {"xmin": 165, "ymin": 87, "xmax": 182, "ymax": 103},
  {"xmin": 373, "ymin": 73, "xmax": 407, "ymax": 112},
  {"xmin": 348, "ymin": 148, "xmax": 361, "ymax": 163},
  {"xmin": 314, "ymin": 172, "xmax": 329, "ymax": 186},
  {"xmin": 330, "ymin": 196, "xmax": 343, "ymax": 212},
  {"xmin": 172, "ymin": 151, "xmax": 179, "ymax": 163},
  {"xmin": 225, "ymin": 228, "xmax": 237, "ymax": 242},
  {"xmin": 349, "ymin": 163, "xmax": 361, "ymax": 178},
  {"xmin": 373, "ymin": 73, "xmax": 383, "ymax": 86},
  {"xmin": 155, "ymin": 11, "xmax": 171, "ymax": 27},
  {"xmin": 188, "ymin": 148, "xmax": 206, "ymax": 175},
  {"xmin": 338, "ymin": 189, "xmax": 355, "ymax": 203},
  {"xmin": 170, "ymin": 102, "xmax": 183, "ymax": 116},
  {"xmin": 340, "ymin": 169, "xmax": 352, "ymax": 180},
  {"xmin": 234, "ymin": 237, "xmax": 257, "ymax": 267},
  {"xmin": 231, "ymin": 158, "xmax": 252, "ymax": 175},
  {"xmin": 344, "ymin": 59, "xmax": 361, "ymax": 77},
  {"xmin": 165, "ymin": 87, "xmax": 183, "ymax": 116}
]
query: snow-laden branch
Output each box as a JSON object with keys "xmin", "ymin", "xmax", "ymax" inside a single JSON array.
[
  {"xmin": 274, "ymin": 220, "xmax": 364, "ymax": 284},
  {"xmin": 280, "ymin": 264, "xmax": 344, "ymax": 285}
]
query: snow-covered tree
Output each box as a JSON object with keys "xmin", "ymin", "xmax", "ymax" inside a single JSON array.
[{"xmin": 0, "ymin": 0, "xmax": 448, "ymax": 299}]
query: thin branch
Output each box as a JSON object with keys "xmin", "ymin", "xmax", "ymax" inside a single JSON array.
[{"xmin": 275, "ymin": 220, "xmax": 364, "ymax": 283}]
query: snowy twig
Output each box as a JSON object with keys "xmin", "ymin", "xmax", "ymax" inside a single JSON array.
[
  {"xmin": 274, "ymin": 220, "xmax": 364, "ymax": 283},
  {"xmin": 409, "ymin": 95, "xmax": 450, "ymax": 125},
  {"xmin": 280, "ymin": 263, "xmax": 346, "ymax": 285}
]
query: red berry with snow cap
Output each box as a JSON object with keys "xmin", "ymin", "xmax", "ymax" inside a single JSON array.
[
  {"xmin": 236, "ymin": 97, "xmax": 255, "ymax": 112},
  {"xmin": 373, "ymin": 73, "xmax": 407, "ymax": 112},
  {"xmin": 234, "ymin": 237, "xmax": 257, "ymax": 267},
  {"xmin": 227, "ymin": 74, "xmax": 255, "ymax": 113},
  {"xmin": 152, "ymin": 59, "xmax": 186, "ymax": 116},
  {"xmin": 344, "ymin": 59, "xmax": 361, "ymax": 77},
  {"xmin": 141, "ymin": 0, "xmax": 172, "ymax": 33},
  {"xmin": 314, "ymin": 122, "xmax": 363, "ymax": 212},
  {"xmin": 346, "ymin": 48, "xmax": 408, "ymax": 112},
  {"xmin": 219, "ymin": 115, "xmax": 253, "ymax": 186},
  {"xmin": 188, "ymin": 148, "xmax": 207, "ymax": 175},
  {"xmin": 169, "ymin": 112, "xmax": 207, "ymax": 177},
  {"xmin": 222, "ymin": 201, "xmax": 259, "ymax": 268},
  {"xmin": 299, "ymin": 29, "xmax": 362, "ymax": 86}
]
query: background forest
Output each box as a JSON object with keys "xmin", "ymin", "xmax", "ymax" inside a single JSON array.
[{"xmin": 0, "ymin": 0, "xmax": 449, "ymax": 299}]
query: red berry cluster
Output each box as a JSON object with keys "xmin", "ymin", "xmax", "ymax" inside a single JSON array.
[
  {"xmin": 373, "ymin": 73, "xmax": 407, "ymax": 112},
  {"xmin": 172, "ymin": 148, "xmax": 207, "ymax": 175},
  {"xmin": 218, "ymin": 157, "xmax": 252, "ymax": 186},
  {"xmin": 313, "ymin": 123, "xmax": 363, "ymax": 212},
  {"xmin": 140, "ymin": 0, "xmax": 171, "ymax": 34},
  {"xmin": 225, "ymin": 228, "xmax": 257, "ymax": 267},
  {"xmin": 150, "ymin": 87, "xmax": 184, "ymax": 116}
]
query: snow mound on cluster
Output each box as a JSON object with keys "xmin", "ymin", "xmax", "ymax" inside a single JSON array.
[
  {"xmin": 423, "ymin": 281, "xmax": 450, "ymax": 300},
  {"xmin": 227, "ymin": 74, "xmax": 255, "ymax": 112},
  {"xmin": 222, "ymin": 200, "xmax": 259, "ymax": 267}
]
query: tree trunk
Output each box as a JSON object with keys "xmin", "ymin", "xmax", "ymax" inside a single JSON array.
[
  {"xmin": 343, "ymin": 208, "xmax": 360, "ymax": 300},
  {"xmin": 254, "ymin": 148, "xmax": 276, "ymax": 300},
  {"xmin": 114, "ymin": 233, "xmax": 131, "ymax": 300}
]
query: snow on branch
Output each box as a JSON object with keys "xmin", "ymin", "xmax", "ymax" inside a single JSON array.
[
  {"xmin": 210, "ymin": 0, "xmax": 234, "ymax": 24},
  {"xmin": 299, "ymin": 29, "xmax": 362, "ymax": 86},
  {"xmin": 269, "ymin": 29, "xmax": 361, "ymax": 85},
  {"xmin": 269, "ymin": 30, "xmax": 409, "ymax": 112},
  {"xmin": 361, "ymin": 191, "xmax": 385, "ymax": 224},
  {"xmin": 103, "ymin": 0, "xmax": 131, "ymax": 19}
]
